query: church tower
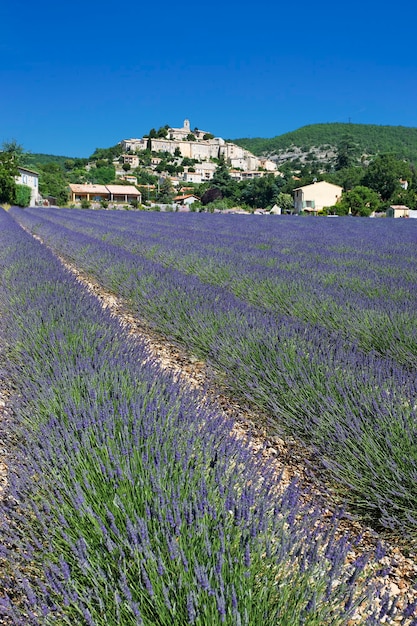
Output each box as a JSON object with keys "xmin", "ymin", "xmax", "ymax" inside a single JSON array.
[{"xmin": 184, "ymin": 119, "xmax": 190, "ymax": 131}]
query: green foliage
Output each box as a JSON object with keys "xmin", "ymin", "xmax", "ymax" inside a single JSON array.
[
  {"xmin": 334, "ymin": 134, "xmax": 361, "ymax": 170},
  {"xmin": 0, "ymin": 150, "xmax": 18, "ymax": 203},
  {"xmin": 210, "ymin": 160, "xmax": 236, "ymax": 197},
  {"xmin": 335, "ymin": 186, "xmax": 381, "ymax": 216},
  {"xmin": 203, "ymin": 133, "xmax": 214, "ymax": 140},
  {"xmin": 238, "ymin": 174, "xmax": 283, "ymax": 208},
  {"xmin": 186, "ymin": 133, "xmax": 197, "ymax": 141},
  {"xmin": 275, "ymin": 191, "xmax": 294, "ymax": 212},
  {"xmin": 362, "ymin": 153, "xmax": 412, "ymax": 201},
  {"xmin": 232, "ymin": 123, "xmax": 417, "ymax": 164},
  {"xmin": 15, "ymin": 184, "xmax": 32, "ymax": 207},
  {"xmin": 146, "ymin": 125, "xmax": 169, "ymax": 139},
  {"xmin": 325, "ymin": 166, "xmax": 365, "ymax": 191},
  {"xmin": 90, "ymin": 144, "xmax": 123, "ymax": 162},
  {"xmin": 38, "ymin": 162, "xmax": 69, "ymax": 206},
  {"xmin": 90, "ymin": 165, "xmax": 116, "ymax": 185},
  {"xmin": 158, "ymin": 178, "xmax": 175, "ymax": 203},
  {"xmin": 2, "ymin": 139, "xmax": 24, "ymax": 157},
  {"xmin": 181, "ymin": 157, "xmax": 196, "ymax": 167},
  {"xmin": 134, "ymin": 170, "xmax": 158, "ymax": 185}
]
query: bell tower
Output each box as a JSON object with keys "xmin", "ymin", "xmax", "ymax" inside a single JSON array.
[{"xmin": 184, "ymin": 119, "xmax": 190, "ymax": 131}]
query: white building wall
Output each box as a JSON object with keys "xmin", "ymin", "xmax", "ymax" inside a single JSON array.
[{"xmin": 16, "ymin": 168, "xmax": 40, "ymax": 205}]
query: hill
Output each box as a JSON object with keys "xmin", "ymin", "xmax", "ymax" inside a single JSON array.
[
  {"xmin": 231, "ymin": 123, "xmax": 417, "ymax": 164},
  {"xmin": 19, "ymin": 153, "xmax": 75, "ymax": 170}
]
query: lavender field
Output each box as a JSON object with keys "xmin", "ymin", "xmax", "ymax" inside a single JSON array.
[{"xmin": 1, "ymin": 206, "xmax": 417, "ymax": 624}]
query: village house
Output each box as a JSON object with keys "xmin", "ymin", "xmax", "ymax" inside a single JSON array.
[
  {"xmin": 293, "ymin": 180, "xmax": 343, "ymax": 214},
  {"xmin": 69, "ymin": 184, "xmax": 142, "ymax": 205},
  {"xmin": 122, "ymin": 154, "xmax": 140, "ymax": 168},
  {"xmin": 173, "ymin": 193, "xmax": 200, "ymax": 208},
  {"xmin": 386, "ymin": 205, "xmax": 410, "ymax": 218},
  {"xmin": 16, "ymin": 166, "xmax": 41, "ymax": 206},
  {"xmin": 182, "ymin": 170, "xmax": 204, "ymax": 184}
]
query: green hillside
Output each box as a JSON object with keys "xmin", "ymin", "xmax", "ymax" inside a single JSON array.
[
  {"xmin": 231, "ymin": 123, "xmax": 417, "ymax": 163},
  {"xmin": 19, "ymin": 153, "xmax": 75, "ymax": 170}
]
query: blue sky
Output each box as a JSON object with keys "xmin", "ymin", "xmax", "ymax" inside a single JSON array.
[{"xmin": 1, "ymin": 0, "xmax": 416, "ymax": 157}]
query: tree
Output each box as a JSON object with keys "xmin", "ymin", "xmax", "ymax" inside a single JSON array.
[
  {"xmin": 275, "ymin": 192, "xmax": 293, "ymax": 213},
  {"xmin": 326, "ymin": 166, "xmax": 364, "ymax": 192},
  {"xmin": 15, "ymin": 184, "xmax": 31, "ymax": 207},
  {"xmin": 334, "ymin": 185, "xmax": 381, "ymax": 216},
  {"xmin": 210, "ymin": 159, "xmax": 236, "ymax": 197},
  {"xmin": 362, "ymin": 154, "xmax": 412, "ymax": 201},
  {"xmin": 0, "ymin": 149, "xmax": 18, "ymax": 203},
  {"xmin": 158, "ymin": 178, "xmax": 175, "ymax": 203},
  {"xmin": 90, "ymin": 165, "xmax": 116, "ymax": 185},
  {"xmin": 156, "ymin": 125, "xmax": 169, "ymax": 139},
  {"xmin": 201, "ymin": 187, "xmax": 223, "ymax": 205},
  {"xmin": 334, "ymin": 134, "xmax": 360, "ymax": 170},
  {"xmin": 2, "ymin": 139, "xmax": 24, "ymax": 158},
  {"xmin": 38, "ymin": 162, "xmax": 69, "ymax": 206}
]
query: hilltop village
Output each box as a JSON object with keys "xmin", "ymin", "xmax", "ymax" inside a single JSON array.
[{"xmin": 120, "ymin": 119, "xmax": 278, "ymax": 184}]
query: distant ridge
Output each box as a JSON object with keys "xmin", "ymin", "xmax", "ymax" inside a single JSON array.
[
  {"xmin": 19, "ymin": 122, "xmax": 417, "ymax": 167},
  {"xmin": 231, "ymin": 123, "xmax": 417, "ymax": 163}
]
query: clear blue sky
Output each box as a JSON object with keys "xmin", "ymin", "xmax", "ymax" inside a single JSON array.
[{"xmin": 1, "ymin": 0, "xmax": 416, "ymax": 157}]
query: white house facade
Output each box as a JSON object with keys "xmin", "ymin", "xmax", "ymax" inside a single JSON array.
[
  {"xmin": 16, "ymin": 167, "xmax": 40, "ymax": 205},
  {"xmin": 293, "ymin": 181, "xmax": 343, "ymax": 214}
]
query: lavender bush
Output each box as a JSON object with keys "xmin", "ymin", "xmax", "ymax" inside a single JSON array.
[
  {"xmin": 10, "ymin": 207, "xmax": 417, "ymax": 534},
  {"xmin": 2, "ymin": 208, "xmax": 414, "ymax": 623}
]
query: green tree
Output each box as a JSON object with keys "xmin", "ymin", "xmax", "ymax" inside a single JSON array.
[
  {"xmin": 335, "ymin": 134, "xmax": 360, "ymax": 170},
  {"xmin": 335, "ymin": 185, "xmax": 381, "ymax": 216},
  {"xmin": 238, "ymin": 175, "xmax": 282, "ymax": 208},
  {"xmin": 90, "ymin": 165, "xmax": 115, "ymax": 185},
  {"xmin": 2, "ymin": 139, "xmax": 24, "ymax": 158},
  {"xmin": 134, "ymin": 170, "xmax": 158, "ymax": 186},
  {"xmin": 326, "ymin": 165, "xmax": 364, "ymax": 191},
  {"xmin": 15, "ymin": 184, "xmax": 32, "ymax": 207},
  {"xmin": 0, "ymin": 149, "xmax": 18, "ymax": 203},
  {"xmin": 275, "ymin": 191, "xmax": 294, "ymax": 212},
  {"xmin": 158, "ymin": 178, "xmax": 175, "ymax": 203},
  {"xmin": 362, "ymin": 153, "xmax": 412, "ymax": 201},
  {"xmin": 90, "ymin": 144, "xmax": 122, "ymax": 162},
  {"xmin": 38, "ymin": 162, "xmax": 69, "ymax": 206},
  {"xmin": 210, "ymin": 159, "xmax": 236, "ymax": 197}
]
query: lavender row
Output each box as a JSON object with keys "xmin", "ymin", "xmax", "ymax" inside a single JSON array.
[
  {"xmin": 10, "ymin": 207, "xmax": 417, "ymax": 534},
  {"xmin": 3, "ymin": 208, "xmax": 412, "ymax": 623},
  {"xmin": 20, "ymin": 207, "xmax": 417, "ymax": 369}
]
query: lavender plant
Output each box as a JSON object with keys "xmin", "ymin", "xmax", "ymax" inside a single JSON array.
[
  {"xmin": 1, "ymin": 208, "xmax": 415, "ymax": 623},
  {"xmin": 10, "ymin": 207, "xmax": 417, "ymax": 535}
]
